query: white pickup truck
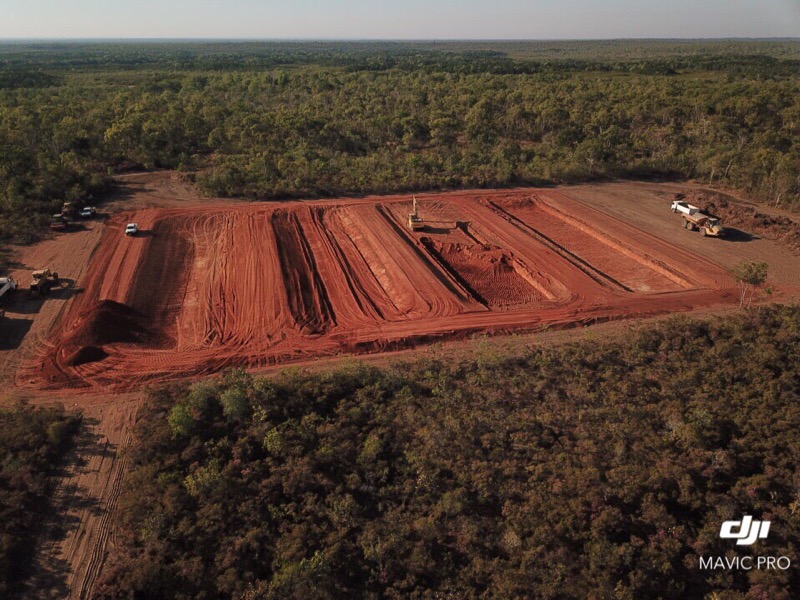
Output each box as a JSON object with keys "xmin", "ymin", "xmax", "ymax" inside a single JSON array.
[
  {"xmin": 671, "ymin": 200, "xmax": 700, "ymax": 215},
  {"xmin": 0, "ymin": 276, "xmax": 18, "ymax": 302},
  {"xmin": 0, "ymin": 276, "xmax": 17, "ymax": 322}
]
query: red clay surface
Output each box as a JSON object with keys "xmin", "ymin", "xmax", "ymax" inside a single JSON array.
[{"xmin": 25, "ymin": 189, "xmax": 738, "ymax": 391}]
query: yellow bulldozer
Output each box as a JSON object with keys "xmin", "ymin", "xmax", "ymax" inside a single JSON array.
[{"xmin": 30, "ymin": 269, "xmax": 60, "ymax": 296}]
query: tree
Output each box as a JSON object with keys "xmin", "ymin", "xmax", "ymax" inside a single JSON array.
[
  {"xmin": 220, "ymin": 387, "xmax": 249, "ymax": 423},
  {"xmin": 168, "ymin": 403, "xmax": 194, "ymax": 437},
  {"xmin": 730, "ymin": 261, "xmax": 768, "ymax": 308}
]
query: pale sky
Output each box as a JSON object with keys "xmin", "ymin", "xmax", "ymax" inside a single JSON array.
[{"xmin": 2, "ymin": 0, "xmax": 800, "ymax": 40}]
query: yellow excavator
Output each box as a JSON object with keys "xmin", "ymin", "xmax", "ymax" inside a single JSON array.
[{"xmin": 407, "ymin": 196, "xmax": 424, "ymax": 231}]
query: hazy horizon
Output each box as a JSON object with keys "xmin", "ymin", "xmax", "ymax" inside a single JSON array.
[
  {"xmin": 4, "ymin": 1, "xmax": 800, "ymax": 40},
  {"xmin": 2, "ymin": 37, "xmax": 800, "ymax": 42}
]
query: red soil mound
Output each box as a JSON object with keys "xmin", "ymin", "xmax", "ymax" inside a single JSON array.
[
  {"xmin": 426, "ymin": 240, "xmax": 541, "ymax": 308},
  {"xmin": 60, "ymin": 300, "xmax": 152, "ymax": 366}
]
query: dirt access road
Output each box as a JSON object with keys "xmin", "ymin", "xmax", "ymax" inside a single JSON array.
[
  {"xmin": 3, "ymin": 172, "xmax": 800, "ymax": 599},
  {"xmin": 0, "ymin": 173, "xmax": 229, "ymax": 600}
]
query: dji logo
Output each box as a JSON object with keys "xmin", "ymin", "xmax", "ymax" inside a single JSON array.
[
  {"xmin": 720, "ymin": 516, "xmax": 770, "ymax": 546},
  {"xmin": 702, "ymin": 516, "xmax": 788, "ymax": 570}
]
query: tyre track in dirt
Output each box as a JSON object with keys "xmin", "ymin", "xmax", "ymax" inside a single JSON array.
[
  {"xmin": 302, "ymin": 207, "xmax": 386, "ymax": 324},
  {"xmin": 483, "ymin": 199, "xmax": 633, "ymax": 293},
  {"xmin": 22, "ymin": 398, "xmax": 140, "ymax": 600},
  {"xmin": 334, "ymin": 205, "xmax": 431, "ymax": 318},
  {"xmin": 322, "ymin": 207, "xmax": 398, "ymax": 319},
  {"xmin": 536, "ymin": 199, "xmax": 692, "ymax": 289},
  {"xmin": 272, "ymin": 209, "xmax": 336, "ymax": 334},
  {"xmin": 77, "ymin": 426, "xmax": 129, "ymax": 600}
]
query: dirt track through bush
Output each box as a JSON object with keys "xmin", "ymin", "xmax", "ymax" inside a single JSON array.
[{"xmin": 25, "ymin": 190, "xmax": 738, "ymax": 391}]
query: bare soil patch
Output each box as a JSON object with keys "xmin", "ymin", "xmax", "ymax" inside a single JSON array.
[{"xmin": 19, "ymin": 189, "xmax": 744, "ymax": 392}]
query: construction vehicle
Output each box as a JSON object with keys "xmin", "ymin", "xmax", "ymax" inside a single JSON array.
[
  {"xmin": 0, "ymin": 276, "xmax": 16, "ymax": 325},
  {"xmin": 408, "ymin": 196, "xmax": 424, "ymax": 231},
  {"xmin": 61, "ymin": 201, "xmax": 77, "ymax": 218},
  {"xmin": 30, "ymin": 269, "xmax": 59, "ymax": 296},
  {"xmin": 671, "ymin": 200, "xmax": 700, "ymax": 215},
  {"xmin": 0, "ymin": 276, "xmax": 18, "ymax": 302},
  {"xmin": 682, "ymin": 212, "xmax": 725, "ymax": 237},
  {"xmin": 50, "ymin": 213, "xmax": 69, "ymax": 231}
]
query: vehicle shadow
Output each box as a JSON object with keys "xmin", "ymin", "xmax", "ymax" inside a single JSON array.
[
  {"xmin": 723, "ymin": 228, "xmax": 758, "ymax": 243},
  {"xmin": 421, "ymin": 225, "xmax": 455, "ymax": 235},
  {"xmin": 0, "ymin": 316, "xmax": 32, "ymax": 350},
  {"xmin": 4, "ymin": 278, "xmax": 83, "ymax": 314},
  {"xmin": 49, "ymin": 278, "xmax": 84, "ymax": 300},
  {"xmin": 5, "ymin": 294, "xmax": 45, "ymax": 315}
]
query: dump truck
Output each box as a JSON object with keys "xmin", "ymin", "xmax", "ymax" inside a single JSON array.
[
  {"xmin": 50, "ymin": 213, "xmax": 69, "ymax": 231},
  {"xmin": 682, "ymin": 212, "xmax": 725, "ymax": 237},
  {"xmin": 408, "ymin": 196, "xmax": 424, "ymax": 231},
  {"xmin": 30, "ymin": 269, "xmax": 59, "ymax": 296},
  {"xmin": 671, "ymin": 200, "xmax": 701, "ymax": 215}
]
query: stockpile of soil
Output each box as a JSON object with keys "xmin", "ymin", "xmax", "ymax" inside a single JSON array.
[
  {"xmin": 497, "ymin": 197, "xmax": 535, "ymax": 210},
  {"xmin": 60, "ymin": 300, "xmax": 153, "ymax": 366},
  {"xmin": 434, "ymin": 242, "xmax": 540, "ymax": 308},
  {"xmin": 681, "ymin": 192, "xmax": 800, "ymax": 254}
]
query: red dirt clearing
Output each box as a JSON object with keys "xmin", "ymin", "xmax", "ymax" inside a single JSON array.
[{"xmin": 23, "ymin": 190, "xmax": 738, "ymax": 391}]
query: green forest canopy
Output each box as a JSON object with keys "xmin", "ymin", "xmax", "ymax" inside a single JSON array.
[
  {"xmin": 1, "ymin": 40, "xmax": 799, "ymax": 246},
  {"xmin": 0, "ymin": 404, "xmax": 80, "ymax": 596},
  {"xmin": 95, "ymin": 306, "xmax": 800, "ymax": 599}
]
